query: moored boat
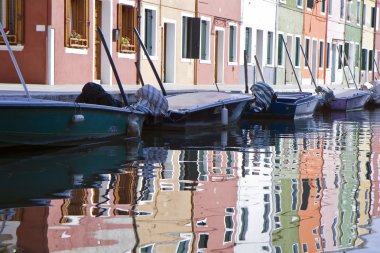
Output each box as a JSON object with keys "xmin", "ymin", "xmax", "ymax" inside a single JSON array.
[
  {"xmin": 242, "ymin": 82, "xmax": 320, "ymax": 119},
  {"xmin": 328, "ymin": 89, "xmax": 371, "ymax": 111},
  {"xmin": 0, "ymin": 97, "xmax": 145, "ymax": 145}
]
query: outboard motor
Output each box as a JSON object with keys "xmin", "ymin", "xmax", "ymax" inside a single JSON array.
[
  {"xmin": 316, "ymin": 85, "xmax": 334, "ymax": 107},
  {"xmin": 134, "ymin": 84, "xmax": 169, "ymax": 117},
  {"xmin": 249, "ymin": 82, "xmax": 276, "ymax": 112}
]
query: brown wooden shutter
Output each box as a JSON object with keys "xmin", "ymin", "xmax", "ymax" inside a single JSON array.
[
  {"xmin": 117, "ymin": 4, "xmax": 122, "ymax": 51},
  {"xmin": 64, "ymin": 0, "xmax": 71, "ymax": 46},
  {"xmin": 15, "ymin": 0, "xmax": 23, "ymax": 44},
  {"xmin": 85, "ymin": 0, "xmax": 89, "ymax": 44}
]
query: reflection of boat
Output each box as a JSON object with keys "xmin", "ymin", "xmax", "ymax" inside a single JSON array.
[{"xmin": 0, "ymin": 141, "xmax": 142, "ymax": 208}]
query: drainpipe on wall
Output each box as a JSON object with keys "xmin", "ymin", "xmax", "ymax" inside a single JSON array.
[
  {"xmin": 194, "ymin": 0, "xmax": 198, "ymax": 85},
  {"xmin": 136, "ymin": 0, "xmax": 141, "ymax": 85}
]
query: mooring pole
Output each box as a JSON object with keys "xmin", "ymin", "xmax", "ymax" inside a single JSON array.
[
  {"xmin": 336, "ymin": 46, "xmax": 351, "ymax": 88},
  {"xmin": 133, "ymin": 27, "xmax": 167, "ymax": 96},
  {"xmin": 281, "ymin": 36, "xmax": 302, "ymax": 92},
  {"xmin": 244, "ymin": 50, "xmax": 249, "ymax": 93},
  {"xmin": 0, "ymin": 22, "xmax": 30, "ymax": 99},
  {"xmin": 254, "ymin": 55, "xmax": 266, "ymax": 83},
  {"xmin": 342, "ymin": 51, "xmax": 358, "ymax": 89},
  {"xmin": 299, "ymin": 44, "xmax": 318, "ymax": 90},
  {"xmin": 97, "ymin": 27, "xmax": 129, "ymax": 106}
]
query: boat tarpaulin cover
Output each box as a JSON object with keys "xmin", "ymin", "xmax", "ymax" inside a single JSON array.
[
  {"xmin": 250, "ymin": 82, "xmax": 275, "ymax": 112},
  {"xmin": 134, "ymin": 84, "xmax": 169, "ymax": 116}
]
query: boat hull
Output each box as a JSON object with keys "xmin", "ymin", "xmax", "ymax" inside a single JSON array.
[
  {"xmin": 0, "ymin": 99, "xmax": 145, "ymax": 145},
  {"xmin": 144, "ymin": 91, "xmax": 253, "ymax": 130},
  {"xmin": 243, "ymin": 92, "xmax": 320, "ymax": 119},
  {"xmin": 329, "ymin": 90, "xmax": 371, "ymax": 111}
]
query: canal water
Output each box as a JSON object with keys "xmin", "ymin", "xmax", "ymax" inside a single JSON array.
[{"xmin": 1, "ymin": 109, "xmax": 380, "ymax": 253}]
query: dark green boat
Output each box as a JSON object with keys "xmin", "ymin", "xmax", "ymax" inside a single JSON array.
[{"xmin": 0, "ymin": 97, "xmax": 145, "ymax": 145}]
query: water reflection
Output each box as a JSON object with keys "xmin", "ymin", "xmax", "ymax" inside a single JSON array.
[{"xmin": 1, "ymin": 110, "xmax": 380, "ymax": 252}]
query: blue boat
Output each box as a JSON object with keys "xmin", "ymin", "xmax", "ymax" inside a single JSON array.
[{"xmin": 242, "ymin": 83, "xmax": 320, "ymax": 119}]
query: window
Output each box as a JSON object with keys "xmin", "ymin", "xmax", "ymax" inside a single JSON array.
[
  {"xmin": 295, "ymin": 37, "xmax": 301, "ymax": 67},
  {"xmin": 117, "ymin": 4, "xmax": 135, "ymax": 54},
  {"xmin": 200, "ymin": 19, "xmax": 210, "ymax": 61},
  {"xmin": 369, "ymin": 50, "xmax": 373, "ymax": 71},
  {"xmin": 340, "ymin": 0, "xmax": 344, "ymax": 19},
  {"xmin": 357, "ymin": 1, "xmax": 361, "ymax": 24},
  {"xmin": 319, "ymin": 41, "xmax": 324, "ymax": 68},
  {"xmin": 0, "ymin": 0, "xmax": 24, "ymax": 45},
  {"xmin": 362, "ymin": 48, "xmax": 368, "ymax": 70},
  {"xmin": 267, "ymin": 31, "xmax": 273, "ymax": 65},
  {"xmin": 328, "ymin": 0, "xmax": 332, "ymax": 15},
  {"xmin": 346, "ymin": 1, "xmax": 351, "ymax": 21},
  {"xmin": 355, "ymin": 44, "xmax": 359, "ymax": 67},
  {"xmin": 65, "ymin": 0, "xmax": 89, "ymax": 48},
  {"xmin": 307, "ymin": 0, "xmax": 313, "ymax": 9},
  {"xmin": 177, "ymin": 240, "xmax": 190, "ymax": 253},
  {"xmin": 198, "ymin": 234, "xmax": 209, "ymax": 249},
  {"xmin": 338, "ymin": 44, "xmax": 343, "ymax": 69},
  {"xmin": 245, "ymin": 27, "xmax": 252, "ymax": 63},
  {"xmin": 363, "ymin": 4, "xmax": 366, "ymax": 26},
  {"xmin": 229, "ymin": 24, "xmax": 237, "ymax": 63},
  {"xmin": 278, "ymin": 34, "xmax": 284, "ymax": 66},
  {"xmin": 182, "ymin": 15, "xmax": 200, "ymax": 59},
  {"xmin": 321, "ymin": 0, "xmax": 326, "ymax": 13},
  {"xmin": 145, "ymin": 8, "xmax": 157, "ymax": 56},
  {"xmin": 305, "ymin": 38, "xmax": 310, "ymax": 64},
  {"xmin": 326, "ymin": 42, "xmax": 330, "ymax": 68},
  {"xmin": 371, "ymin": 7, "xmax": 375, "ymax": 28},
  {"xmin": 297, "ymin": 0, "xmax": 303, "ymax": 8},
  {"xmin": 344, "ymin": 42, "xmax": 349, "ymax": 66}
]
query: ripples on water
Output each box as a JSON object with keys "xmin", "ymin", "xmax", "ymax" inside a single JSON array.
[{"xmin": 1, "ymin": 109, "xmax": 380, "ymax": 252}]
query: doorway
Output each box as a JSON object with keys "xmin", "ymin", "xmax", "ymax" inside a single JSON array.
[
  {"xmin": 256, "ymin": 29, "xmax": 264, "ymax": 79},
  {"xmin": 163, "ymin": 22, "xmax": 175, "ymax": 83},
  {"xmin": 214, "ymin": 29, "xmax": 224, "ymax": 84},
  {"xmin": 94, "ymin": 0, "xmax": 102, "ymax": 81}
]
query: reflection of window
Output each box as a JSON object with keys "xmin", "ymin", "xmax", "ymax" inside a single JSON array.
[
  {"xmin": 198, "ymin": 234, "xmax": 209, "ymax": 249},
  {"xmin": 0, "ymin": 0, "xmax": 24, "ymax": 45},
  {"xmin": 117, "ymin": 4, "xmax": 135, "ymax": 54},
  {"xmin": 177, "ymin": 240, "xmax": 190, "ymax": 253},
  {"xmin": 65, "ymin": 0, "xmax": 89, "ymax": 48},
  {"xmin": 307, "ymin": 0, "xmax": 313, "ymax": 9}
]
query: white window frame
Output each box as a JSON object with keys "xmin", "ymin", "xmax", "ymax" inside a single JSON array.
[
  {"xmin": 340, "ymin": 0, "xmax": 345, "ymax": 20},
  {"xmin": 357, "ymin": 0, "xmax": 361, "ymax": 25},
  {"xmin": 346, "ymin": 1, "xmax": 352, "ymax": 23},
  {"xmin": 328, "ymin": 0, "xmax": 333, "ymax": 16},
  {"xmin": 181, "ymin": 12, "xmax": 195, "ymax": 63},
  {"xmin": 143, "ymin": 5, "xmax": 158, "ymax": 60},
  {"xmin": 363, "ymin": 3, "xmax": 367, "ymax": 27},
  {"xmin": 228, "ymin": 22, "xmax": 238, "ymax": 65},
  {"xmin": 326, "ymin": 41, "xmax": 331, "ymax": 69},
  {"xmin": 200, "ymin": 16, "xmax": 211, "ymax": 64}
]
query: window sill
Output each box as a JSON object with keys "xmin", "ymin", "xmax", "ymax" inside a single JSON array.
[
  {"xmin": 181, "ymin": 58, "xmax": 193, "ymax": 63},
  {"xmin": 200, "ymin": 59, "xmax": 211, "ymax": 64},
  {"xmin": 65, "ymin": 47, "xmax": 88, "ymax": 55},
  {"xmin": 228, "ymin": 61, "xmax": 238, "ymax": 66},
  {"xmin": 118, "ymin": 53, "xmax": 135, "ymax": 59},
  {"xmin": 0, "ymin": 45, "xmax": 24, "ymax": 51}
]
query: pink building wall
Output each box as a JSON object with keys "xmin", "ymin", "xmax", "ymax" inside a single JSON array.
[
  {"xmin": 0, "ymin": 0, "xmax": 48, "ymax": 84},
  {"xmin": 197, "ymin": 0, "xmax": 241, "ymax": 85},
  {"xmin": 302, "ymin": 2, "xmax": 327, "ymax": 83},
  {"xmin": 375, "ymin": 0, "xmax": 380, "ymax": 80}
]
